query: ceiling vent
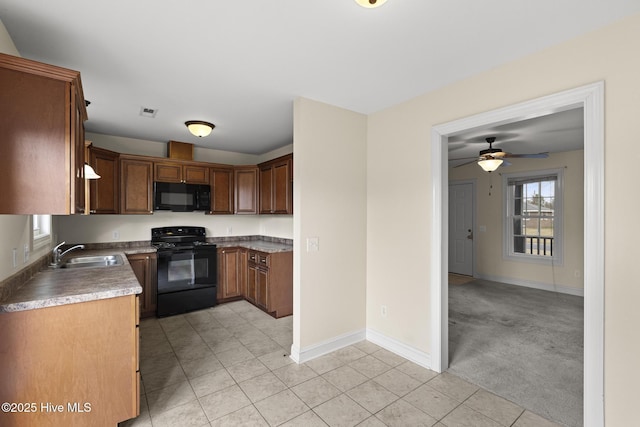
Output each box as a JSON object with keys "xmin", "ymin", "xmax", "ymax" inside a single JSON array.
[{"xmin": 139, "ymin": 106, "xmax": 158, "ymax": 118}]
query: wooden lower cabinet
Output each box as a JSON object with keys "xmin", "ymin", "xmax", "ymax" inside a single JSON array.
[
  {"xmin": 0, "ymin": 295, "xmax": 139, "ymax": 426},
  {"xmin": 217, "ymin": 247, "xmax": 245, "ymax": 302},
  {"xmin": 256, "ymin": 267, "xmax": 269, "ymax": 310},
  {"xmin": 246, "ymin": 250, "xmax": 292, "ymax": 318},
  {"xmin": 127, "ymin": 253, "xmax": 157, "ymax": 318}
]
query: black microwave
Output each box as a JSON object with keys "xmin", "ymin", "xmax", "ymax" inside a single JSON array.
[{"xmin": 154, "ymin": 182, "xmax": 211, "ymax": 212}]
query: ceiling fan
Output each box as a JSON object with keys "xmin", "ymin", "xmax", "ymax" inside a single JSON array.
[{"xmin": 450, "ymin": 137, "xmax": 549, "ymax": 172}]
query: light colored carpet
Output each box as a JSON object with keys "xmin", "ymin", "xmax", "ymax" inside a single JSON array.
[{"xmin": 448, "ymin": 278, "xmax": 583, "ymax": 427}]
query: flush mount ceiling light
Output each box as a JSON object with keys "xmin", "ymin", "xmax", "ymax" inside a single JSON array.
[
  {"xmin": 355, "ymin": 0, "xmax": 388, "ymax": 8},
  {"xmin": 185, "ymin": 120, "xmax": 215, "ymax": 138}
]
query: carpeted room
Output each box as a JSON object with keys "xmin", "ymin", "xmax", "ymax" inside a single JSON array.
[{"xmin": 448, "ymin": 276, "xmax": 583, "ymax": 427}]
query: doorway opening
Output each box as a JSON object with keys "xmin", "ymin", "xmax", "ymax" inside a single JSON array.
[{"xmin": 429, "ymin": 82, "xmax": 604, "ymax": 427}]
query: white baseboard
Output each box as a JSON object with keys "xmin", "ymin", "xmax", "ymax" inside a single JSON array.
[
  {"xmin": 290, "ymin": 329, "xmax": 366, "ymax": 364},
  {"xmin": 475, "ymin": 273, "xmax": 584, "ymax": 297},
  {"xmin": 366, "ymin": 328, "xmax": 432, "ymax": 370},
  {"xmin": 288, "ymin": 328, "xmax": 433, "ymax": 372}
]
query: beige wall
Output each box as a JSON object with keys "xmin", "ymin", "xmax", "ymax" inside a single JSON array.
[
  {"xmin": 293, "ymin": 98, "xmax": 367, "ymax": 350},
  {"xmin": 449, "ymin": 150, "xmax": 584, "ymax": 292},
  {"xmin": 366, "ymin": 13, "xmax": 640, "ymax": 424}
]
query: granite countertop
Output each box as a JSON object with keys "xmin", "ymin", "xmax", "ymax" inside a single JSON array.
[
  {"xmin": 0, "ymin": 249, "xmax": 143, "ymax": 313},
  {"xmin": 214, "ymin": 239, "xmax": 292, "ymax": 253},
  {"xmin": 0, "ymin": 236, "xmax": 291, "ymax": 314}
]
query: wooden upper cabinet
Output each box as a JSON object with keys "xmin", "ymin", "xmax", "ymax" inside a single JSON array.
[
  {"xmin": 0, "ymin": 53, "xmax": 88, "ymax": 214},
  {"xmin": 209, "ymin": 166, "xmax": 234, "ymax": 215},
  {"xmin": 88, "ymin": 145, "xmax": 119, "ymax": 214},
  {"xmin": 234, "ymin": 166, "xmax": 259, "ymax": 214},
  {"xmin": 259, "ymin": 167, "xmax": 274, "ymax": 214},
  {"xmin": 259, "ymin": 154, "xmax": 293, "ymax": 215},
  {"xmin": 120, "ymin": 156, "xmax": 153, "ymax": 214},
  {"xmin": 154, "ymin": 161, "xmax": 209, "ymax": 184}
]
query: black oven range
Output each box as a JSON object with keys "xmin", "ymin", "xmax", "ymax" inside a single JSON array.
[{"xmin": 151, "ymin": 226, "xmax": 217, "ymax": 317}]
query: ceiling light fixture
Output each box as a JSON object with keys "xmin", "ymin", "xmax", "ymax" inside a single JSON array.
[
  {"xmin": 185, "ymin": 120, "xmax": 215, "ymax": 138},
  {"xmin": 84, "ymin": 163, "xmax": 101, "ymax": 179},
  {"xmin": 354, "ymin": 0, "xmax": 388, "ymax": 8},
  {"xmin": 477, "ymin": 158, "xmax": 503, "ymax": 172}
]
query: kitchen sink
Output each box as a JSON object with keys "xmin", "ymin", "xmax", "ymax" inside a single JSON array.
[{"xmin": 62, "ymin": 254, "xmax": 124, "ymax": 269}]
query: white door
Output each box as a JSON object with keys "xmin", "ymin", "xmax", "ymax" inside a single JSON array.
[{"xmin": 449, "ymin": 183, "xmax": 473, "ymax": 276}]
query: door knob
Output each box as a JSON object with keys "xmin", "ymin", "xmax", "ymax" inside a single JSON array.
[{"xmin": 467, "ymin": 229, "xmax": 473, "ymax": 240}]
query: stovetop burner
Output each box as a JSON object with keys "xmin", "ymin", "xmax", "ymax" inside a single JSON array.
[{"xmin": 151, "ymin": 226, "xmax": 211, "ymax": 248}]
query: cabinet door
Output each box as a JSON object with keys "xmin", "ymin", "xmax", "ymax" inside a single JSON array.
[
  {"xmin": 127, "ymin": 253, "xmax": 157, "ymax": 318},
  {"xmin": 210, "ymin": 167, "xmax": 234, "ymax": 214},
  {"xmin": 259, "ymin": 166, "xmax": 273, "ymax": 214},
  {"xmin": 234, "ymin": 166, "xmax": 258, "ymax": 214},
  {"xmin": 218, "ymin": 248, "xmax": 243, "ymax": 299},
  {"xmin": 154, "ymin": 162, "xmax": 182, "ymax": 183},
  {"xmin": 89, "ymin": 146, "xmax": 119, "ymax": 214},
  {"xmin": 258, "ymin": 154, "xmax": 292, "ymax": 215},
  {"xmin": 0, "ymin": 54, "xmax": 87, "ymax": 215},
  {"xmin": 72, "ymin": 91, "xmax": 86, "ymax": 214},
  {"xmin": 272, "ymin": 160, "xmax": 291, "ymax": 214},
  {"xmin": 183, "ymin": 165, "xmax": 209, "ymax": 184},
  {"xmin": 120, "ymin": 158, "xmax": 153, "ymax": 214},
  {"xmin": 246, "ymin": 264, "xmax": 257, "ymax": 303},
  {"xmin": 256, "ymin": 267, "xmax": 269, "ymax": 310}
]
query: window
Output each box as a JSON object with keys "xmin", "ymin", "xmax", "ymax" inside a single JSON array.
[
  {"xmin": 503, "ymin": 169, "xmax": 563, "ymax": 264},
  {"xmin": 32, "ymin": 214, "xmax": 52, "ymax": 249}
]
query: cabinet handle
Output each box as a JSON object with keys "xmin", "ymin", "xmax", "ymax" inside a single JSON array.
[{"xmin": 261, "ymin": 259, "xmax": 266, "ymax": 264}]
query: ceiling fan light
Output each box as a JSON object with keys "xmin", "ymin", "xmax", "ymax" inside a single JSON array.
[
  {"xmin": 354, "ymin": 0, "xmax": 388, "ymax": 8},
  {"xmin": 185, "ymin": 120, "xmax": 215, "ymax": 137},
  {"xmin": 478, "ymin": 158, "xmax": 503, "ymax": 172}
]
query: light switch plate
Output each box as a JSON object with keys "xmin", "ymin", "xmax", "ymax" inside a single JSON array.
[{"xmin": 306, "ymin": 237, "xmax": 319, "ymax": 252}]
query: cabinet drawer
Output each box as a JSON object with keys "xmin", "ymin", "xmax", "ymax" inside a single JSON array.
[
  {"xmin": 248, "ymin": 251, "xmax": 258, "ymax": 263},
  {"xmin": 258, "ymin": 254, "xmax": 269, "ymax": 267}
]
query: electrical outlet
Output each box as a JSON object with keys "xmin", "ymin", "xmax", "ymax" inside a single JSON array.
[
  {"xmin": 24, "ymin": 244, "xmax": 29, "ymax": 263},
  {"xmin": 12, "ymin": 248, "xmax": 17, "ymax": 268},
  {"xmin": 381, "ymin": 305, "xmax": 387, "ymax": 317},
  {"xmin": 227, "ymin": 227, "xmax": 232, "ymax": 235},
  {"xmin": 113, "ymin": 231, "xmax": 120, "ymax": 240}
]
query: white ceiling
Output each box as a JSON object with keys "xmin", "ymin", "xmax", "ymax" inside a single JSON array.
[{"xmin": 1, "ymin": 1, "xmax": 638, "ymax": 154}]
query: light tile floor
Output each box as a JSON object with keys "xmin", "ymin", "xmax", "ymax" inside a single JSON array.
[{"xmin": 120, "ymin": 300, "xmax": 562, "ymax": 427}]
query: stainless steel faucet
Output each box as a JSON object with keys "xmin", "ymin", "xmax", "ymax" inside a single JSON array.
[{"xmin": 51, "ymin": 241, "xmax": 85, "ymax": 267}]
